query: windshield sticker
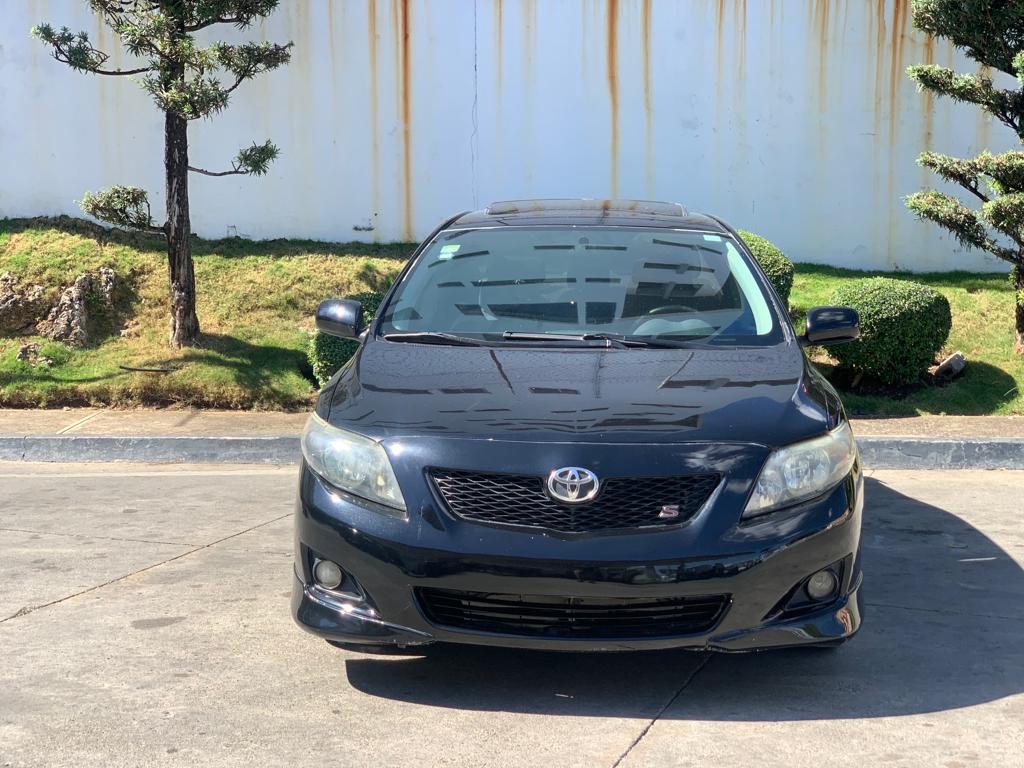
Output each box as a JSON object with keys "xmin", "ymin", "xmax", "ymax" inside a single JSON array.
[
  {"xmin": 438, "ymin": 244, "xmax": 461, "ymax": 260},
  {"xmin": 703, "ymin": 235, "xmax": 722, "ymax": 242}
]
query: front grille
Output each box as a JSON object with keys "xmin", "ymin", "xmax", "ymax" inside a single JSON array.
[
  {"xmin": 429, "ymin": 470, "xmax": 720, "ymax": 533},
  {"xmin": 416, "ymin": 588, "xmax": 729, "ymax": 638}
]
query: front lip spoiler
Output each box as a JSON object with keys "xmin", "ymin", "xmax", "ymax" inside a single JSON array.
[
  {"xmin": 292, "ymin": 570, "xmax": 863, "ymax": 653},
  {"xmin": 291, "ymin": 572, "xmax": 434, "ymax": 647}
]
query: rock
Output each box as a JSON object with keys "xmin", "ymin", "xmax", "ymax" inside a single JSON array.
[
  {"xmin": 96, "ymin": 266, "xmax": 116, "ymax": 304},
  {"xmin": 119, "ymin": 317, "xmax": 141, "ymax": 338},
  {"xmin": 0, "ymin": 272, "xmax": 49, "ymax": 333},
  {"xmin": 16, "ymin": 343, "xmax": 53, "ymax": 367},
  {"xmin": 15, "ymin": 343, "xmax": 37, "ymax": 361},
  {"xmin": 930, "ymin": 351, "xmax": 967, "ymax": 381},
  {"xmin": 36, "ymin": 273, "xmax": 95, "ymax": 347}
]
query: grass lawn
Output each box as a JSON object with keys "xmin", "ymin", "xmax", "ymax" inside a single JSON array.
[
  {"xmin": 0, "ymin": 218, "xmax": 413, "ymax": 409},
  {"xmin": 2, "ymin": 217, "xmax": 1023, "ymax": 414},
  {"xmin": 792, "ymin": 265, "xmax": 1024, "ymax": 416}
]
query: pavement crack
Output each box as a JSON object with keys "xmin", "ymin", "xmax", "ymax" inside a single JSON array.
[
  {"xmin": 0, "ymin": 512, "xmax": 290, "ymax": 625},
  {"xmin": 609, "ymin": 652, "xmax": 711, "ymax": 768},
  {"xmin": 0, "ymin": 526, "xmax": 199, "ymax": 548}
]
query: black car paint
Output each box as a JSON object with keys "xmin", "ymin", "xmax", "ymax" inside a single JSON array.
[{"xmin": 292, "ymin": 203, "xmax": 863, "ymax": 652}]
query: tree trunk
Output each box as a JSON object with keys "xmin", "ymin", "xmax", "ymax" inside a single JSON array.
[
  {"xmin": 164, "ymin": 109, "xmax": 199, "ymax": 347},
  {"xmin": 1015, "ymin": 265, "xmax": 1024, "ymax": 355}
]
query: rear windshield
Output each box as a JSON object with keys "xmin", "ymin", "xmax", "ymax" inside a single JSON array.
[{"xmin": 378, "ymin": 227, "xmax": 784, "ymax": 346}]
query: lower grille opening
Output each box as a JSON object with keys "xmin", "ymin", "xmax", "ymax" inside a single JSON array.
[{"xmin": 416, "ymin": 588, "xmax": 729, "ymax": 639}]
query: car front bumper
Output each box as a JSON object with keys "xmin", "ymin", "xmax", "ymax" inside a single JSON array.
[{"xmin": 291, "ymin": 464, "xmax": 864, "ymax": 652}]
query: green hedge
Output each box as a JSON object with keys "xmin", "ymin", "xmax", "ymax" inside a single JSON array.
[
  {"xmin": 738, "ymin": 230, "xmax": 794, "ymax": 304},
  {"xmin": 308, "ymin": 291, "xmax": 385, "ymax": 387},
  {"xmin": 828, "ymin": 277, "xmax": 951, "ymax": 386}
]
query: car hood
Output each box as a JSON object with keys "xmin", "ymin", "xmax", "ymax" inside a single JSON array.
[{"xmin": 325, "ymin": 340, "xmax": 844, "ymax": 446}]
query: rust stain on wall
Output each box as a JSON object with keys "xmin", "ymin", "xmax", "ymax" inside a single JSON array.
[
  {"xmin": 872, "ymin": 0, "xmax": 887, "ymax": 137},
  {"xmin": 368, "ymin": 0, "xmax": 380, "ymax": 221},
  {"xmin": 495, "ymin": 0, "xmax": 504, "ymax": 89},
  {"xmin": 920, "ymin": 34, "xmax": 935, "ymax": 152},
  {"xmin": 714, "ymin": 0, "xmax": 726, "ymax": 97},
  {"xmin": 326, "ymin": 1, "xmax": 337, "ymax": 80},
  {"xmin": 812, "ymin": 0, "xmax": 829, "ymax": 110},
  {"xmin": 887, "ymin": 0, "xmax": 909, "ymax": 145},
  {"xmin": 522, "ymin": 0, "xmax": 537, "ymax": 81},
  {"xmin": 642, "ymin": 0, "xmax": 653, "ymax": 194},
  {"xmin": 977, "ymin": 65, "xmax": 994, "ymax": 151},
  {"xmin": 734, "ymin": 0, "xmax": 747, "ymax": 84},
  {"xmin": 397, "ymin": 0, "xmax": 412, "ymax": 241},
  {"xmin": 607, "ymin": 0, "xmax": 619, "ymax": 197}
]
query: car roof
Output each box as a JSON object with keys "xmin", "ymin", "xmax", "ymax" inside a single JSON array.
[{"xmin": 448, "ymin": 199, "xmax": 730, "ymax": 232}]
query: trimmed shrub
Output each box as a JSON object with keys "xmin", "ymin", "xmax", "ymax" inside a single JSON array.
[
  {"xmin": 738, "ymin": 230, "xmax": 794, "ymax": 304},
  {"xmin": 308, "ymin": 291, "xmax": 385, "ymax": 387},
  {"xmin": 828, "ymin": 278, "xmax": 951, "ymax": 386}
]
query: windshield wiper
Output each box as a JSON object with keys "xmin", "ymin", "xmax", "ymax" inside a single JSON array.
[
  {"xmin": 501, "ymin": 331, "xmax": 689, "ymax": 348},
  {"xmin": 500, "ymin": 331, "xmax": 717, "ymax": 349},
  {"xmin": 501, "ymin": 331, "xmax": 631, "ymax": 348},
  {"xmin": 382, "ymin": 332, "xmax": 484, "ymax": 346}
]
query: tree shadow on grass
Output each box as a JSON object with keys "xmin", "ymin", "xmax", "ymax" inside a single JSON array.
[
  {"xmin": 190, "ymin": 235, "xmax": 417, "ymax": 261},
  {"xmin": 141, "ymin": 332, "xmax": 317, "ymax": 407},
  {"xmin": 343, "ymin": 478, "xmax": 1024, "ymax": 721},
  {"xmin": 1, "ymin": 332, "xmax": 316, "ymax": 408}
]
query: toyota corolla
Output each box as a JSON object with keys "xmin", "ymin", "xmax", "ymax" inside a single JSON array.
[{"xmin": 292, "ymin": 199, "xmax": 864, "ymax": 653}]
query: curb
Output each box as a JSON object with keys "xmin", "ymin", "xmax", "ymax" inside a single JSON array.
[
  {"xmin": 2, "ymin": 435, "xmax": 1024, "ymax": 469},
  {"xmin": 857, "ymin": 437, "xmax": 1024, "ymax": 470},
  {"xmin": 0, "ymin": 435, "xmax": 299, "ymax": 465}
]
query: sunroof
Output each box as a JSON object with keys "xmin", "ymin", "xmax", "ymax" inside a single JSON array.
[{"xmin": 485, "ymin": 199, "xmax": 688, "ymax": 217}]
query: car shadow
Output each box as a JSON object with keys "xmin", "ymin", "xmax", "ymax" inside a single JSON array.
[{"xmin": 343, "ymin": 477, "xmax": 1024, "ymax": 720}]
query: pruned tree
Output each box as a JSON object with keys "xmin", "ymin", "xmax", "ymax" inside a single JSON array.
[
  {"xmin": 906, "ymin": 0, "xmax": 1024, "ymax": 354},
  {"xmin": 33, "ymin": 1, "xmax": 292, "ymax": 347}
]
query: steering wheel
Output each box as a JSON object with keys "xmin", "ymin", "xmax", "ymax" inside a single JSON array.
[{"xmin": 645, "ymin": 304, "xmax": 697, "ymax": 316}]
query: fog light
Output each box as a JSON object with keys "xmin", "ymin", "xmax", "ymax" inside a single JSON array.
[
  {"xmin": 313, "ymin": 559, "xmax": 344, "ymax": 590},
  {"xmin": 806, "ymin": 569, "xmax": 838, "ymax": 600}
]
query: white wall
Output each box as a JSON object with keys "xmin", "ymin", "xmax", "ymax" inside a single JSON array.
[{"xmin": 0, "ymin": 0, "xmax": 1014, "ymax": 271}]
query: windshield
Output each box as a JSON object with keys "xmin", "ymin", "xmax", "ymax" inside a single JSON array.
[{"xmin": 377, "ymin": 227, "xmax": 783, "ymax": 346}]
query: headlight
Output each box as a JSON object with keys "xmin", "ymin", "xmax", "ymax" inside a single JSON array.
[
  {"xmin": 744, "ymin": 422, "xmax": 857, "ymax": 518},
  {"xmin": 301, "ymin": 414, "xmax": 407, "ymax": 514}
]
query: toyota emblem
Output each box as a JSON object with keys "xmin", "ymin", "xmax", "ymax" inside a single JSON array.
[{"xmin": 547, "ymin": 467, "xmax": 600, "ymax": 504}]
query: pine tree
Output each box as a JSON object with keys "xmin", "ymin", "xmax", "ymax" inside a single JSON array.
[
  {"xmin": 33, "ymin": 1, "xmax": 292, "ymax": 347},
  {"xmin": 907, "ymin": 0, "xmax": 1024, "ymax": 353}
]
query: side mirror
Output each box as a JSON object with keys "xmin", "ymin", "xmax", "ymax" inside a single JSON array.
[
  {"xmin": 315, "ymin": 299, "xmax": 364, "ymax": 338},
  {"xmin": 803, "ymin": 305, "xmax": 860, "ymax": 346}
]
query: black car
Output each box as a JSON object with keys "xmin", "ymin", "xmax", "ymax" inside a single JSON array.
[{"xmin": 292, "ymin": 199, "xmax": 864, "ymax": 653}]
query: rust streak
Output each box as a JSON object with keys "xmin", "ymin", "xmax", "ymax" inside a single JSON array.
[
  {"xmin": 642, "ymin": 0, "xmax": 653, "ymax": 194},
  {"xmin": 607, "ymin": 0, "xmax": 619, "ymax": 197},
  {"xmin": 326, "ymin": 1, "xmax": 337, "ymax": 77},
  {"xmin": 921, "ymin": 33, "xmax": 935, "ymax": 152},
  {"xmin": 886, "ymin": 0, "xmax": 911, "ymax": 268},
  {"xmin": 368, "ymin": 0, "xmax": 380, "ymax": 225},
  {"xmin": 399, "ymin": 0, "xmax": 413, "ymax": 241},
  {"xmin": 495, "ymin": 0, "xmax": 503, "ymax": 87},
  {"xmin": 813, "ymin": 0, "xmax": 829, "ymax": 110},
  {"xmin": 714, "ymin": 0, "xmax": 726, "ymax": 96},
  {"xmin": 872, "ymin": 0, "xmax": 887, "ymax": 137},
  {"xmin": 736, "ymin": 0, "xmax": 747, "ymax": 84},
  {"xmin": 888, "ymin": 0, "xmax": 908, "ymax": 145},
  {"xmin": 978, "ymin": 65, "xmax": 994, "ymax": 150}
]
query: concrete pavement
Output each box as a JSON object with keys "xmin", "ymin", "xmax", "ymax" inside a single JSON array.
[{"xmin": 0, "ymin": 464, "xmax": 1022, "ymax": 767}]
